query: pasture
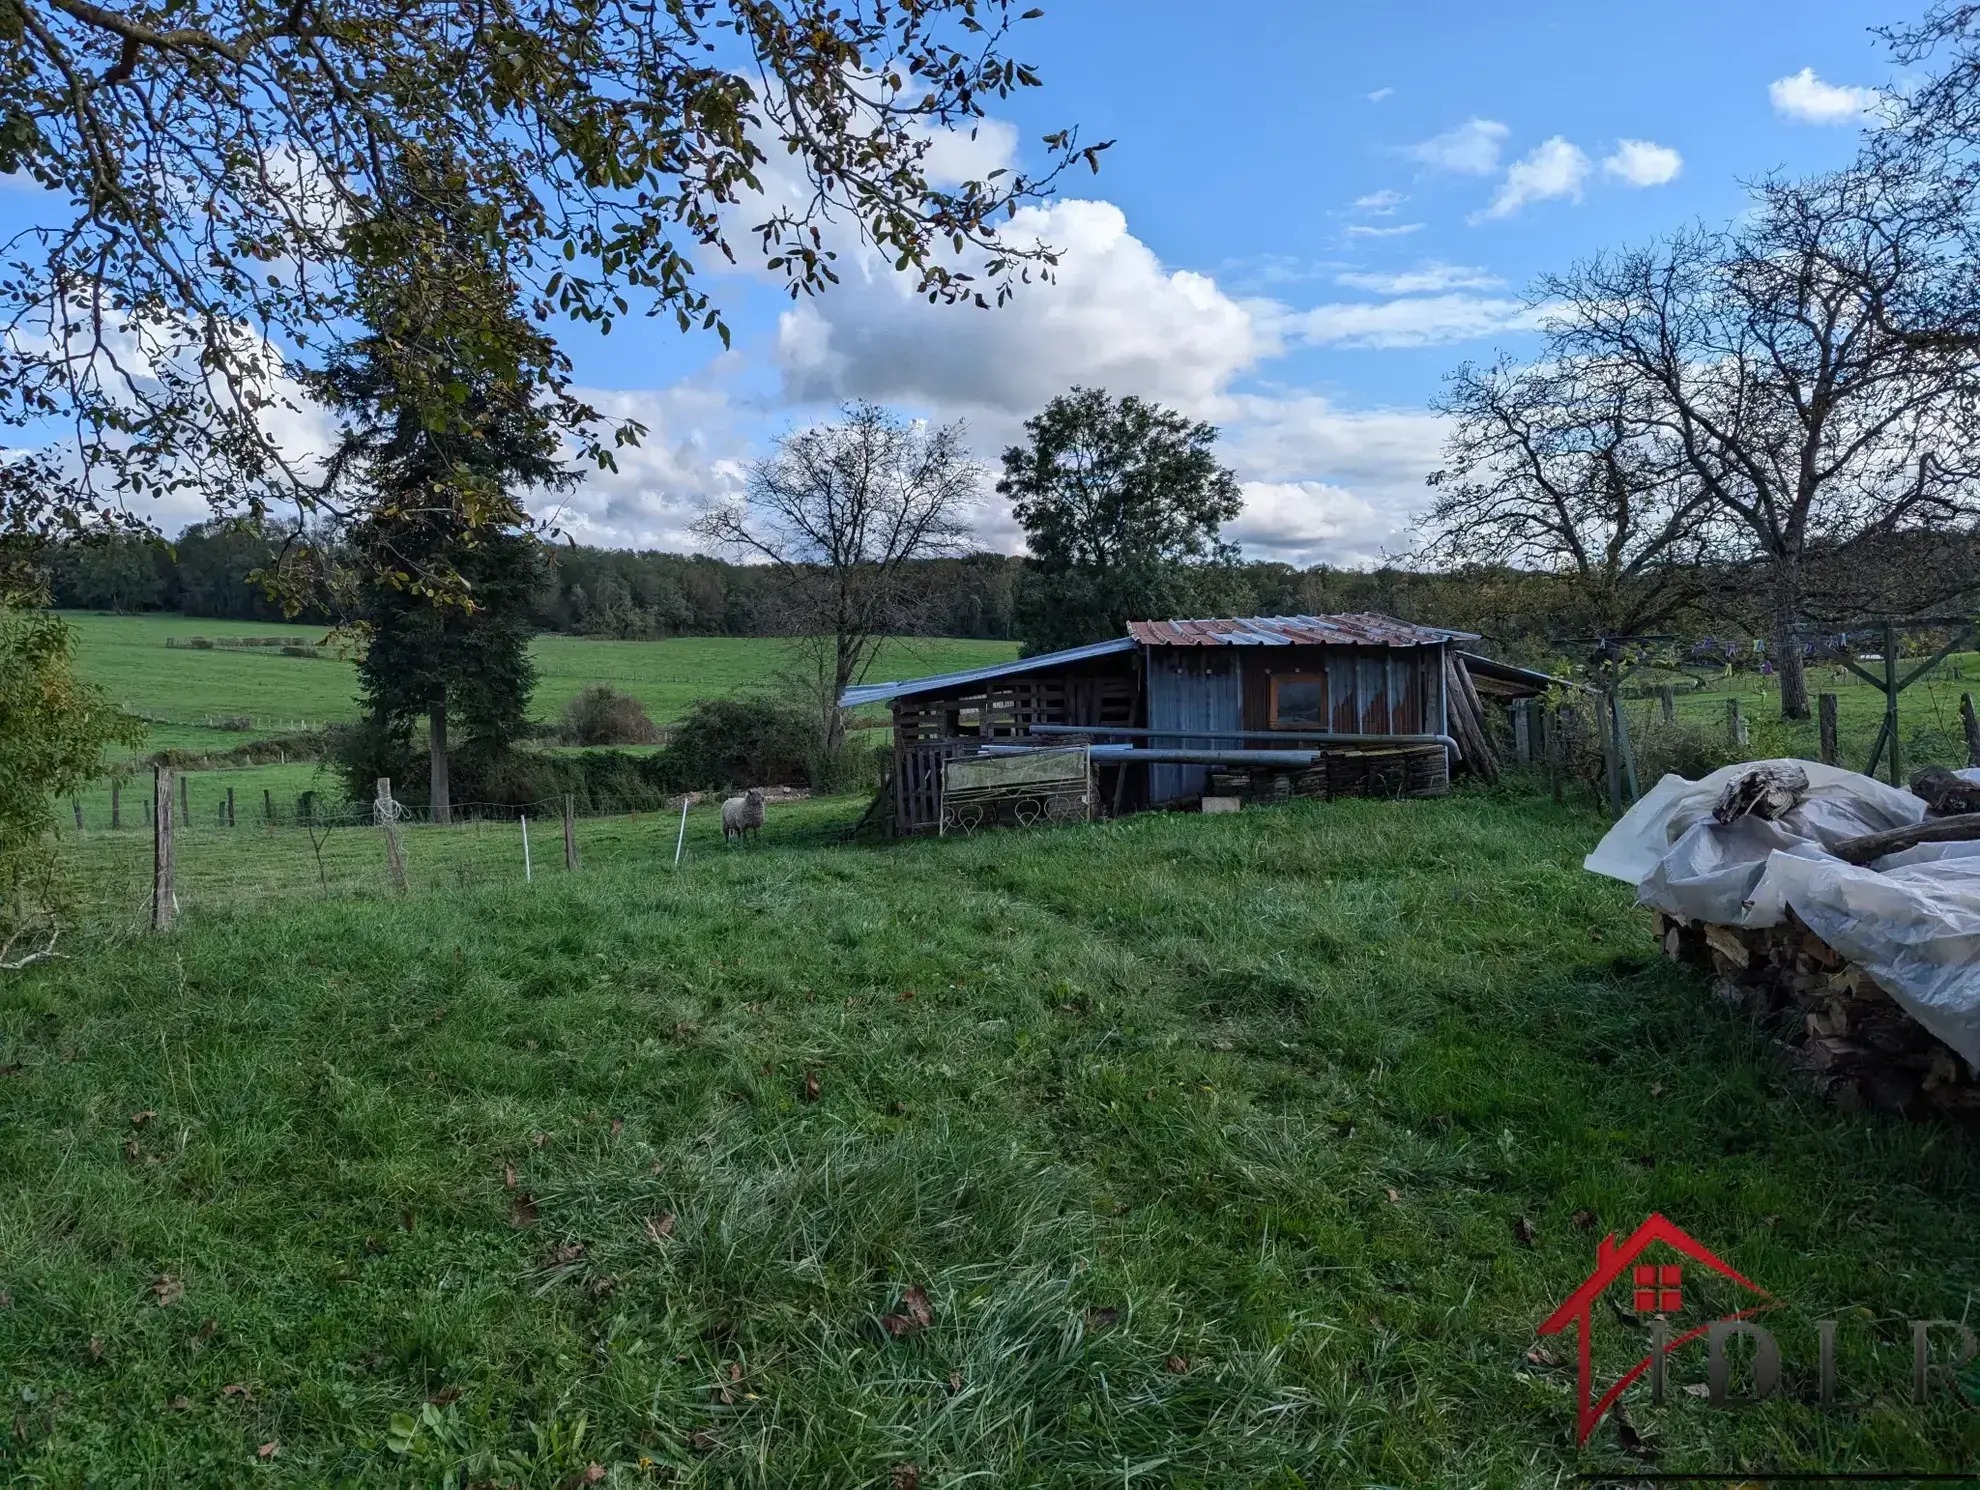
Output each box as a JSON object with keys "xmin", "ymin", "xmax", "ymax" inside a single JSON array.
[{"xmin": 5, "ymin": 788, "xmax": 1979, "ymax": 1484}]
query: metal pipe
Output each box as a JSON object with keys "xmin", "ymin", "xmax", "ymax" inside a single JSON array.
[
  {"xmin": 1018, "ymin": 722, "xmax": 1462, "ymax": 766},
  {"xmin": 977, "ymin": 744, "xmax": 1325, "ymax": 767}
]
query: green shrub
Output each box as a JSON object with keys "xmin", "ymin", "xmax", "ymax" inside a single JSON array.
[
  {"xmin": 656, "ymin": 695, "xmax": 813, "ymax": 793},
  {"xmin": 560, "ymin": 685, "xmax": 662, "ymax": 746}
]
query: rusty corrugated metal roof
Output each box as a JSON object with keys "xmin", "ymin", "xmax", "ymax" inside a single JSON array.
[{"xmin": 1126, "ymin": 613, "xmax": 1477, "ymax": 647}]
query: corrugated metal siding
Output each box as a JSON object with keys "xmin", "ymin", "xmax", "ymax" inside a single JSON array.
[{"xmin": 1146, "ymin": 648, "xmax": 1242, "ymax": 803}]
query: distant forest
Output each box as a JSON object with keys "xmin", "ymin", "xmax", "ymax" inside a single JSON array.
[{"xmin": 42, "ymin": 523, "xmax": 1552, "ymax": 651}]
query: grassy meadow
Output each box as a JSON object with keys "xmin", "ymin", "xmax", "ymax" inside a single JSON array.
[
  {"xmin": 60, "ymin": 611, "xmax": 1017, "ymax": 753},
  {"xmin": 6, "ymin": 788, "xmax": 1980, "ymax": 1485}
]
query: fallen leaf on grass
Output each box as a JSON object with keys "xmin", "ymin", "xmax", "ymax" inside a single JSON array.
[
  {"xmin": 567, "ymin": 1465, "xmax": 605, "ymax": 1487},
  {"xmin": 1164, "ymin": 1354, "xmax": 1189, "ymax": 1374},
  {"xmin": 1525, "ymin": 1344, "xmax": 1560, "ymax": 1368},
  {"xmin": 1571, "ymin": 1208, "xmax": 1597, "ymax": 1230},
  {"xmin": 151, "ymin": 1275, "xmax": 184, "ymax": 1306},
  {"xmin": 220, "ymin": 1383, "xmax": 252, "ymax": 1400},
  {"xmin": 167, "ymin": 1395, "xmax": 193, "ymax": 1411},
  {"xmin": 122, "ymin": 1138, "xmax": 139, "ymax": 1163},
  {"xmin": 194, "ymin": 1318, "xmax": 216, "ymax": 1344},
  {"xmin": 644, "ymin": 1212, "xmax": 676, "ymax": 1243},
  {"xmin": 532, "ymin": 1132, "xmax": 551, "ymax": 1149},
  {"xmin": 897, "ymin": 990, "xmax": 916, "ymax": 1003},
  {"xmin": 87, "ymin": 1335, "xmax": 103, "ymax": 1361},
  {"xmin": 1383, "ymin": 1188, "xmax": 1400, "ymax": 1204},
  {"xmin": 0, "ymin": 1292, "xmax": 11, "ymax": 1308},
  {"xmin": 256, "ymin": 1441, "xmax": 279, "ymax": 1461},
  {"xmin": 540, "ymin": 1241, "xmax": 586, "ymax": 1269},
  {"xmin": 687, "ymin": 1429, "xmax": 718, "ymax": 1454},
  {"xmin": 946, "ymin": 1370, "xmax": 963, "ymax": 1395},
  {"xmin": 1682, "ymin": 1381, "xmax": 1710, "ymax": 1398},
  {"xmin": 512, "ymin": 1194, "xmax": 539, "ymax": 1227},
  {"xmin": 890, "ymin": 1465, "xmax": 921, "ymax": 1490},
  {"xmin": 130, "ymin": 1110, "xmax": 156, "ymax": 1128},
  {"xmin": 1649, "ymin": 1082, "xmax": 1665, "ymax": 1098},
  {"xmin": 1512, "ymin": 1216, "xmax": 1536, "ymax": 1247},
  {"xmin": 610, "ymin": 1117, "xmax": 625, "ymax": 1136},
  {"xmin": 503, "ymin": 1162, "xmax": 518, "ymax": 1189},
  {"xmin": 1084, "ymin": 1307, "xmax": 1120, "ymax": 1330},
  {"xmin": 1613, "ymin": 1404, "xmax": 1655, "ymax": 1459},
  {"xmin": 881, "ymin": 1285, "xmax": 934, "ymax": 1338},
  {"xmin": 428, "ymin": 1386, "xmax": 461, "ymax": 1406},
  {"xmin": 802, "ymin": 1070, "xmax": 821, "ymax": 1103}
]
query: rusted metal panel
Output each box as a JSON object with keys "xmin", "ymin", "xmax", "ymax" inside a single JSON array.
[
  {"xmin": 1127, "ymin": 614, "xmax": 1476, "ymax": 648},
  {"xmin": 1146, "ymin": 647, "xmax": 1243, "ymax": 803}
]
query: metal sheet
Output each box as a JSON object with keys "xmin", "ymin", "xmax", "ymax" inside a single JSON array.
[
  {"xmin": 839, "ymin": 635, "xmax": 1136, "ymax": 708},
  {"xmin": 1146, "ymin": 647, "xmax": 1243, "ymax": 803},
  {"xmin": 1128, "ymin": 614, "xmax": 1477, "ymax": 647},
  {"xmin": 944, "ymin": 747, "xmax": 1090, "ymax": 793}
]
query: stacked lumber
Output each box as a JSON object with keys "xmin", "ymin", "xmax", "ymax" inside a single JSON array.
[{"xmin": 1657, "ymin": 910, "xmax": 1980, "ymax": 1121}]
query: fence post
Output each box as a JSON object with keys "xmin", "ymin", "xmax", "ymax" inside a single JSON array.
[
  {"xmin": 1544, "ymin": 707, "xmax": 1562, "ymax": 805},
  {"xmin": 520, "ymin": 815, "xmax": 532, "ymax": 882},
  {"xmin": 1659, "ymin": 686, "xmax": 1676, "ymax": 724},
  {"xmin": 264, "ymin": 788, "xmax": 274, "ymax": 824},
  {"xmin": 1963, "ymin": 693, "xmax": 1980, "ymax": 768},
  {"xmin": 1726, "ymin": 697, "xmax": 1748, "ymax": 748},
  {"xmin": 562, "ymin": 795, "xmax": 580, "ymax": 872},
  {"xmin": 178, "ymin": 772, "xmax": 189, "ymax": 827},
  {"xmin": 1819, "ymin": 693, "xmax": 1839, "ymax": 766},
  {"xmin": 375, "ymin": 777, "xmax": 408, "ymax": 893},
  {"xmin": 226, "ymin": 786, "xmax": 236, "ymax": 828},
  {"xmin": 72, "ymin": 797, "xmax": 83, "ymax": 831},
  {"xmin": 1512, "ymin": 701, "xmax": 1532, "ymax": 764},
  {"xmin": 111, "ymin": 780, "xmax": 121, "ymax": 829},
  {"xmin": 152, "ymin": 765, "xmax": 174, "ymax": 933}
]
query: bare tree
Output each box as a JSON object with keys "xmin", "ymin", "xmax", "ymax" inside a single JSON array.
[
  {"xmin": 1536, "ymin": 166, "xmax": 1980, "ymax": 718},
  {"xmin": 696, "ymin": 403, "xmax": 978, "ymax": 769},
  {"xmin": 1421, "ymin": 356, "xmax": 1718, "ymax": 638}
]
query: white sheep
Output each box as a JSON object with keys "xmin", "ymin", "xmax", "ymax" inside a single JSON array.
[{"xmin": 722, "ymin": 788, "xmax": 766, "ymax": 844}]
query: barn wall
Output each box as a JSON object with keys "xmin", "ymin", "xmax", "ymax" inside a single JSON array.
[
  {"xmin": 1238, "ymin": 644, "xmax": 1445, "ymax": 736},
  {"xmin": 1146, "ymin": 648, "xmax": 1243, "ymax": 804}
]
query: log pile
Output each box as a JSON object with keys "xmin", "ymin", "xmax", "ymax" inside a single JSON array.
[{"xmin": 1657, "ymin": 909, "xmax": 1980, "ymax": 1121}]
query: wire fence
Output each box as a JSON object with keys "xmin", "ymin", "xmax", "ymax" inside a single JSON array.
[{"xmin": 52, "ymin": 788, "xmax": 867, "ymax": 937}]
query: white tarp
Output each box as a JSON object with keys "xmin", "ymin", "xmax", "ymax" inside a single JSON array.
[{"xmin": 1585, "ymin": 761, "xmax": 1980, "ymax": 1067}]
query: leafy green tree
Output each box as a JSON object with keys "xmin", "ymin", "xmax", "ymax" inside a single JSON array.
[
  {"xmin": 3, "ymin": 0, "xmax": 1104, "ymax": 594},
  {"xmin": 1000, "ymin": 388, "xmax": 1245, "ymax": 653},
  {"xmin": 316, "ymin": 167, "xmax": 571, "ymax": 822},
  {"xmin": 0, "ymin": 603, "xmax": 143, "ymax": 961}
]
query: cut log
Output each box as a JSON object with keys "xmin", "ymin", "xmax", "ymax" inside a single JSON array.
[
  {"xmin": 1704, "ymin": 924, "xmax": 1753, "ymax": 968},
  {"xmin": 1909, "ymin": 765, "xmax": 1980, "ymax": 817},
  {"xmin": 1832, "ymin": 812, "xmax": 1980, "ymax": 866},
  {"xmin": 1711, "ymin": 762, "xmax": 1809, "ymax": 825},
  {"xmin": 1963, "ymin": 692, "xmax": 1980, "ymax": 769}
]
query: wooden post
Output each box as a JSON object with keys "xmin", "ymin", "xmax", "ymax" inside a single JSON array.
[
  {"xmin": 1884, "ymin": 620, "xmax": 1903, "ymax": 787},
  {"xmin": 1601, "ymin": 691, "xmax": 1623, "ymax": 820},
  {"xmin": 1818, "ymin": 693, "xmax": 1839, "ymax": 766},
  {"xmin": 226, "ymin": 786, "xmax": 236, "ymax": 827},
  {"xmin": 1962, "ymin": 693, "xmax": 1980, "ymax": 768},
  {"xmin": 264, "ymin": 788, "xmax": 274, "ymax": 823},
  {"xmin": 375, "ymin": 778, "xmax": 408, "ymax": 893},
  {"xmin": 72, "ymin": 797, "xmax": 83, "ymax": 831},
  {"xmin": 520, "ymin": 815, "xmax": 532, "ymax": 881},
  {"xmin": 1658, "ymin": 686, "xmax": 1676, "ymax": 725},
  {"xmin": 178, "ymin": 772, "xmax": 189, "ymax": 827},
  {"xmin": 1512, "ymin": 701, "xmax": 1532, "ymax": 764},
  {"xmin": 1726, "ymin": 697, "xmax": 1748, "ymax": 748},
  {"xmin": 1544, "ymin": 706, "xmax": 1562, "ymax": 805},
  {"xmin": 111, "ymin": 780, "xmax": 121, "ymax": 829},
  {"xmin": 152, "ymin": 765, "xmax": 174, "ymax": 933},
  {"xmin": 562, "ymin": 795, "xmax": 579, "ymax": 872}
]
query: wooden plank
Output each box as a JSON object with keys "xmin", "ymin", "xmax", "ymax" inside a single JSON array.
[{"xmin": 152, "ymin": 765, "xmax": 174, "ymax": 933}]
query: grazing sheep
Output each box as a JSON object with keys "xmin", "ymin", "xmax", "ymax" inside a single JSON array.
[{"xmin": 722, "ymin": 788, "xmax": 766, "ymax": 844}]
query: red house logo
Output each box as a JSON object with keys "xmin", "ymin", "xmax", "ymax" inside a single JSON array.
[{"xmin": 1537, "ymin": 1213, "xmax": 1775, "ymax": 1444}]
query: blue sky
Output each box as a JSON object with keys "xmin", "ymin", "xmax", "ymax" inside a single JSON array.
[{"xmin": 3, "ymin": 0, "xmax": 1919, "ymax": 563}]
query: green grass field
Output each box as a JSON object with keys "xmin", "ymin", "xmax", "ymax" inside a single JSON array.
[
  {"xmin": 59, "ymin": 611, "xmax": 1017, "ymax": 752},
  {"xmin": 5, "ymin": 787, "xmax": 1979, "ymax": 1484}
]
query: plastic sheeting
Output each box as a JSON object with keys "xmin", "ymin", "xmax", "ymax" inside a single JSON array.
[{"xmin": 1586, "ymin": 761, "xmax": 1980, "ymax": 1068}]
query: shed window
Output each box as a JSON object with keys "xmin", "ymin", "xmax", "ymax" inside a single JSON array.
[{"xmin": 1269, "ymin": 674, "xmax": 1327, "ymax": 728}]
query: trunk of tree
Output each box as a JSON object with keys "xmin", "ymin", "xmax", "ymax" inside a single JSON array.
[
  {"xmin": 1773, "ymin": 556, "xmax": 1809, "ymax": 721},
  {"xmin": 429, "ymin": 693, "xmax": 451, "ymax": 826}
]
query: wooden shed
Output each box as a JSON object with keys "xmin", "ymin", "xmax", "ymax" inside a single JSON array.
[{"xmin": 843, "ymin": 613, "xmax": 1488, "ymax": 837}]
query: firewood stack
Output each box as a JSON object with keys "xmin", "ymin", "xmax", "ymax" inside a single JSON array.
[{"xmin": 1656, "ymin": 909, "xmax": 1980, "ymax": 1121}]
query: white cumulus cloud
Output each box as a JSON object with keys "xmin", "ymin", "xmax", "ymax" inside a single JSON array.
[
  {"xmin": 1404, "ymin": 118, "xmax": 1511, "ymax": 176},
  {"xmin": 1474, "ymin": 136, "xmax": 1591, "ymax": 221},
  {"xmin": 1769, "ymin": 68, "xmax": 1881, "ymax": 125},
  {"xmin": 1352, "ymin": 188, "xmax": 1407, "ymax": 214},
  {"xmin": 1602, "ymin": 138, "xmax": 1683, "ymax": 187},
  {"xmin": 1278, "ymin": 293, "xmax": 1538, "ymax": 350}
]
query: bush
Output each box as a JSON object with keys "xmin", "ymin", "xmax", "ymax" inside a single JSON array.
[
  {"xmin": 1631, "ymin": 712, "xmax": 1742, "ymax": 785},
  {"xmin": 656, "ymin": 694, "xmax": 813, "ymax": 793},
  {"xmin": 561, "ymin": 685, "xmax": 662, "ymax": 746},
  {"xmin": 186, "ymin": 636, "xmax": 213, "ymax": 649}
]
